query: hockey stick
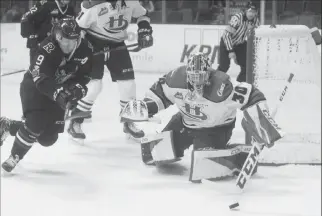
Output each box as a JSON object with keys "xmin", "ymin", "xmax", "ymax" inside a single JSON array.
[
  {"xmin": 63, "ymin": 102, "xmax": 92, "ymax": 121},
  {"xmin": 1, "ymin": 69, "xmax": 26, "ymax": 77},
  {"xmin": 271, "ymin": 73, "xmax": 294, "ymax": 117},
  {"xmin": 1, "ymin": 44, "xmax": 140, "ymax": 77},
  {"xmin": 229, "ymin": 73, "xmax": 295, "ymax": 210},
  {"xmin": 93, "ymin": 43, "xmax": 140, "ymax": 56},
  {"xmin": 65, "ymin": 110, "xmax": 92, "ymax": 121}
]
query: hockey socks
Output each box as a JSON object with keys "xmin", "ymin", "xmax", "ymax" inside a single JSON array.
[
  {"xmin": 2, "ymin": 125, "xmax": 38, "ymax": 172},
  {"xmin": 0, "ymin": 117, "xmax": 23, "ymax": 146}
]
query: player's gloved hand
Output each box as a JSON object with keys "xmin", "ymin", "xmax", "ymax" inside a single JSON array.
[
  {"xmin": 120, "ymin": 100, "xmax": 149, "ymax": 123},
  {"xmin": 68, "ymin": 83, "xmax": 87, "ymax": 100},
  {"xmin": 229, "ymin": 51, "xmax": 238, "ymax": 64},
  {"xmin": 54, "ymin": 84, "xmax": 87, "ymax": 110},
  {"xmin": 137, "ymin": 21, "xmax": 153, "ymax": 49}
]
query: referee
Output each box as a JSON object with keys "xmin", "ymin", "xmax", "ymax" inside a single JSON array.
[{"xmin": 217, "ymin": 2, "xmax": 259, "ymax": 82}]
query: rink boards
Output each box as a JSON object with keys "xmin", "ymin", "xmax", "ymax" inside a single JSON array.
[{"xmin": 0, "ymin": 23, "xmax": 321, "ymax": 165}]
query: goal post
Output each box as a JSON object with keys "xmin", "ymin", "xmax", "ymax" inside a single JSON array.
[{"xmin": 245, "ymin": 25, "xmax": 321, "ymax": 165}]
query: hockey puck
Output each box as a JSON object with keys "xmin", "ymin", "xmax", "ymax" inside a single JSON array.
[{"xmin": 229, "ymin": 202, "xmax": 239, "ymax": 209}]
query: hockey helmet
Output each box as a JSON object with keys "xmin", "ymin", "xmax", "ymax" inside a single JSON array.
[
  {"xmin": 53, "ymin": 17, "xmax": 81, "ymax": 40},
  {"xmin": 245, "ymin": 1, "xmax": 258, "ymax": 20},
  {"xmin": 245, "ymin": 1, "xmax": 258, "ymax": 12}
]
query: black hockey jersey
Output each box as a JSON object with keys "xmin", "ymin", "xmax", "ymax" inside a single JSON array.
[
  {"xmin": 24, "ymin": 35, "xmax": 93, "ymax": 101},
  {"xmin": 21, "ymin": 0, "xmax": 75, "ymax": 48}
]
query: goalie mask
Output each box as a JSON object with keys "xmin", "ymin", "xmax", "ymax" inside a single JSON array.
[{"xmin": 186, "ymin": 52, "xmax": 211, "ymax": 96}]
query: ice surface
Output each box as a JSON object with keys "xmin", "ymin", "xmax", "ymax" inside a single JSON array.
[{"xmin": 1, "ymin": 72, "xmax": 321, "ymax": 216}]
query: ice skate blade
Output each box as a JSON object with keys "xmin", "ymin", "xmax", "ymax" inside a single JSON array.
[
  {"xmin": 125, "ymin": 133, "xmax": 141, "ymax": 143},
  {"xmin": 68, "ymin": 135, "xmax": 85, "ymax": 145}
]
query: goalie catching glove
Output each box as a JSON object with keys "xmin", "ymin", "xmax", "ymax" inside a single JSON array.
[
  {"xmin": 137, "ymin": 21, "xmax": 153, "ymax": 49},
  {"xmin": 54, "ymin": 83, "xmax": 87, "ymax": 110},
  {"xmin": 120, "ymin": 100, "xmax": 149, "ymax": 123}
]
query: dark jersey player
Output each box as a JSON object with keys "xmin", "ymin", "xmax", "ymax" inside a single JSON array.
[
  {"xmin": 21, "ymin": 0, "xmax": 75, "ymax": 63},
  {"xmin": 0, "ymin": 18, "xmax": 93, "ymax": 173}
]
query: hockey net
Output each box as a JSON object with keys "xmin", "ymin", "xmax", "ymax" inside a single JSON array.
[{"xmin": 246, "ymin": 25, "xmax": 321, "ymax": 165}]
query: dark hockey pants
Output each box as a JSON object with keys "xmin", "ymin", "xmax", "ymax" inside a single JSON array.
[{"xmin": 217, "ymin": 38, "xmax": 247, "ymax": 82}]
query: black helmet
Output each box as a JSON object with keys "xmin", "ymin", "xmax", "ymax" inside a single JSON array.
[
  {"xmin": 52, "ymin": 17, "xmax": 80, "ymax": 39},
  {"xmin": 245, "ymin": 1, "xmax": 258, "ymax": 12}
]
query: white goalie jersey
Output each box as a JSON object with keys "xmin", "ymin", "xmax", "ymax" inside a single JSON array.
[{"xmin": 76, "ymin": 0, "xmax": 150, "ymax": 42}]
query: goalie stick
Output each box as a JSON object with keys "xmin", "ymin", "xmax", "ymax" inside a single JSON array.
[
  {"xmin": 229, "ymin": 73, "xmax": 294, "ymax": 210},
  {"xmin": 93, "ymin": 43, "xmax": 141, "ymax": 56}
]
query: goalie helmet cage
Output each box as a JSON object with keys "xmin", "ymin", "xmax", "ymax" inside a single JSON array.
[{"xmin": 245, "ymin": 25, "xmax": 321, "ymax": 165}]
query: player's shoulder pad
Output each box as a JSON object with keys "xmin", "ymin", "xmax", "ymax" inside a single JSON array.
[
  {"xmin": 204, "ymin": 69, "xmax": 233, "ymax": 103},
  {"xmin": 165, "ymin": 65, "xmax": 187, "ymax": 89},
  {"xmin": 82, "ymin": 0, "xmax": 106, "ymax": 9}
]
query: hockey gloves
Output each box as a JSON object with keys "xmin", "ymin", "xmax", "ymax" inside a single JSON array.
[
  {"xmin": 55, "ymin": 83, "xmax": 87, "ymax": 110},
  {"xmin": 137, "ymin": 21, "xmax": 153, "ymax": 49}
]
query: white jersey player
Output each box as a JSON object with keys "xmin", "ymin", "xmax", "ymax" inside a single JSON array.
[
  {"xmin": 121, "ymin": 52, "xmax": 284, "ymax": 182},
  {"xmin": 68, "ymin": 0, "xmax": 153, "ymax": 140}
]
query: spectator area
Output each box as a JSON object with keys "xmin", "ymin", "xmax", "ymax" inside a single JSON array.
[{"xmin": 0, "ymin": 0, "xmax": 321, "ymax": 29}]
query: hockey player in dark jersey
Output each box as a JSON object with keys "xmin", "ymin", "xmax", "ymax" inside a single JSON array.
[
  {"xmin": 120, "ymin": 52, "xmax": 284, "ymax": 182},
  {"xmin": 0, "ymin": 18, "xmax": 93, "ymax": 173},
  {"xmin": 21, "ymin": 0, "xmax": 75, "ymax": 63}
]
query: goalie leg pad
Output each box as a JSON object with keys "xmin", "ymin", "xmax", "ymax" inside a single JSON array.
[
  {"xmin": 189, "ymin": 144, "xmax": 252, "ymax": 182},
  {"xmin": 141, "ymin": 128, "xmax": 193, "ymax": 164},
  {"xmin": 141, "ymin": 131, "xmax": 178, "ymax": 164},
  {"xmin": 242, "ymin": 101, "xmax": 285, "ymax": 146}
]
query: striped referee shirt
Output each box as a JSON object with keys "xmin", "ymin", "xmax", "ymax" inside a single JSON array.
[{"xmin": 222, "ymin": 12, "xmax": 259, "ymax": 52}]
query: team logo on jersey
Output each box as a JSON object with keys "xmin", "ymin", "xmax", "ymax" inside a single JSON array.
[
  {"xmin": 43, "ymin": 42, "xmax": 55, "ymax": 53},
  {"xmin": 55, "ymin": 68, "xmax": 73, "ymax": 84},
  {"xmin": 217, "ymin": 83, "xmax": 226, "ymax": 96},
  {"xmin": 98, "ymin": 7, "xmax": 109, "ymax": 16},
  {"xmin": 103, "ymin": 14, "xmax": 129, "ymax": 33},
  {"xmin": 30, "ymin": 65, "xmax": 40, "ymax": 78},
  {"xmin": 181, "ymin": 103, "xmax": 208, "ymax": 121}
]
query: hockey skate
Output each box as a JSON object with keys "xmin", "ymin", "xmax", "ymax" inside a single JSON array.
[
  {"xmin": 0, "ymin": 117, "xmax": 12, "ymax": 146},
  {"xmin": 141, "ymin": 141, "xmax": 155, "ymax": 165},
  {"xmin": 67, "ymin": 120, "xmax": 86, "ymax": 143},
  {"xmin": 2, "ymin": 154, "xmax": 20, "ymax": 172},
  {"xmin": 123, "ymin": 122, "xmax": 145, "ymax": 139},
  {"xmin": 83, "ymin": 111, "xmax": 92, "ymax": 123}
]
